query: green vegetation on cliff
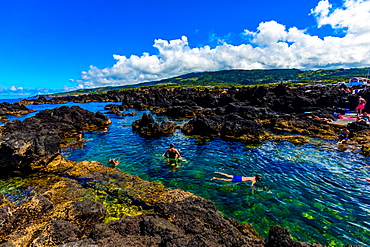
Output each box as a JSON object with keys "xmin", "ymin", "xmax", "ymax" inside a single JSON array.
[{"xmin": 52, "ymin": 67, "xmax": 370, "ymax": 96}]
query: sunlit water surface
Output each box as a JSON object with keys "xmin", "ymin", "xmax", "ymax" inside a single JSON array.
[{"xmin": 1, "ymin": 100, "xmax": 370, "ymax": 246}]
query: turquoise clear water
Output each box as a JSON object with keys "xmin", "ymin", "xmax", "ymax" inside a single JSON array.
[{"xmin": 2, "ymin": 100, "xmax": 370, "ymax": 246}]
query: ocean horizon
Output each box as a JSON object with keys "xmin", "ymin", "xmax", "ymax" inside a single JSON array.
[{"xmin": 0, "ymin": 98, "xmax": 26, "ymax": 103}]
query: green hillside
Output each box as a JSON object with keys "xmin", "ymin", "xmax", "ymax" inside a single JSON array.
[{"xmin": 52, "ymin": 67, "xmax": 370, "ymax": 96}]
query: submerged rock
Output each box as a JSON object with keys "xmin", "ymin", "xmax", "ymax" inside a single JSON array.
[
  {"xmin": 0, "ymin": 156, "xmax": 200, "ymax": 246},
  {"xmin": 2, "ymin": 172, "xmax": 347, "ymax": 247},
  {"xmin": 65, "ymin": 197, "xmax": 265, "ymax": 247},
  {"xmin": 265, "ymin": 225, "xmax": 324, "ymax": 247}
]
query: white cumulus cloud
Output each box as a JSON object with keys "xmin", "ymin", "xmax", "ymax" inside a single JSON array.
[
  {"xmin": 71, "ymin": 0, "xmax": 370, "ymax": 90},
  {"xmin": 9, "ymin": 86, "xmax": 24, "ymax": 91}
]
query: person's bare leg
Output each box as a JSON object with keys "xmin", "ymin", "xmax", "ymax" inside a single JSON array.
[
  {"xmin": 214, "ymin": 172, "xmax": 233, "ymax": 178},
  {"xmin": 212, "ymin": 177, "xmax": 232, "ymax": 181}
]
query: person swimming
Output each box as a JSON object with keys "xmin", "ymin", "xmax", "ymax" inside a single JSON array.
[
  {"xmin": 352, "ymin": 176, "xmax": 370, "ymax": 182},
  {"xmin": 337, "ymin": 127, "xmax": 350, "ymax": 144},
  {"xmin": 107, "ymin": 158, "xmax": 120, "ymax": 168},
  {"xmin": 77, "ymin": 132, "xmax": 83, "ymax": 141},
  {"xmin": 212, "ymin": 172, "xmax": 262, "ymax": 187}
]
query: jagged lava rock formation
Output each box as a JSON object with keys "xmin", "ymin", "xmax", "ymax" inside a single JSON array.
[{"xmin": 0, "ymin": 106, "xmax": 111, "ymax": 174}]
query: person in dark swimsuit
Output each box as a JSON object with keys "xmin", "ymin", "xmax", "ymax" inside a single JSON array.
[
  {"xmin": 212, "ymin": 172, "xmax": 262, "ymax": 187},
  {"xmin": 162, "ymin": 143, "xmax": 181, "ymax": 159}
]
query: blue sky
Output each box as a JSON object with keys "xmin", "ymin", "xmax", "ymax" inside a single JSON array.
[{"xmin": 1, "ymin": 0, "xmax": 370, "ymax": 98}]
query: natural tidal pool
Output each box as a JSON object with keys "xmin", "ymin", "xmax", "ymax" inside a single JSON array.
[{"xmin": 1, "ymin": 101, "xmax": 370, "ymax": 246}]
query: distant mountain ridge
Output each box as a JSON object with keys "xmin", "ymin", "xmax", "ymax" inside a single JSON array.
[{"xmin": 54, "ymin": 67, "xmax": 370, "ymax": 96}]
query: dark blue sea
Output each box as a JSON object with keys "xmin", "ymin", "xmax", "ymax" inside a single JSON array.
[{"xmin": 0, "ymin": 99, "xmax": 369, "ymax": 246}]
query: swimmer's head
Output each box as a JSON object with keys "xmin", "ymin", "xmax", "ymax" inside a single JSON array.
[
  {"xmin": 255, "ymin": 175, "xmax": 262, "ymax": 182},
  {"xmin": 170, "ymin": 143, "xmax": 175, "ymax": 148}
]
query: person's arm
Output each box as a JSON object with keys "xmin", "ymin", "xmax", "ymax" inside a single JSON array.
[
  {"xmin": 113, "ymin": 160, "xmax": 120, "ymax": 167},
  {"xmin": 251, "ymin": 180, "xmax": 256, "ymax": 187},
  {"xmin": 162, "ymin": 150, "xmax": 168, "ymax": 157}
]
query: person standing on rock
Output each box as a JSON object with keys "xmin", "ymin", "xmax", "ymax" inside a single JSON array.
[
  {"xmin": 356, "ymin": 96, "xmax": 366, "ymax": 116},
  {"xmin": 162, "ymin": 143, "xmax": 181, "ymax": 159}
]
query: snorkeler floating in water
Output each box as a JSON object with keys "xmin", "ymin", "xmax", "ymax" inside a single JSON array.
[
  {"xmin": 212, "ymin": 172, "xmax": 262, "ymax": 187},
  {"xmin": 352, "ymin": 177, "xmax": 370, "ymax": 182},
  {"xmin": 356, "ymin": 166, "xmax": 370, "ymax": 169},
  {"xmin": 352, "ymin": 166, "xmax": 370, "ymax": 182}
]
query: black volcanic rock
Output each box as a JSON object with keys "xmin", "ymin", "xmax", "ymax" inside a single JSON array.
[
  {"xmin": 265, "ymin": 225, "xmax": 324, "ymax": 247},
  {"xmin": 37, "ymin": 86, "xmax": 357, "ymax": 143},
  {"xmin": 59, "ymin": 200, "xmax": 107, "ymax": 234},
  {"xmin": 18, "ymin": 95, "xmax": 66, "ymax": 105},
  {"xmin": 166, "ymin": 105, "xmax": 197, "ymax": 118},
  {"xmin": 0, "ymin": 102, "xmax": 35, "ymax": 116},
  {"xmin": 0, "ymin": 106, "xmax": 111, "ymax": 139},
  {"xmin": 40, "ymin": 85, "xmax": 357, "ymax": 116},
  {"xmin": 132, "ymin": 113, "xmax": 179, "ymax": 137},
  {"xmin": 104, "ymin": 104, "xmax": 126, "ymax": 116},
  {"xmin": 49, "ymin": 197, "xmax": 264, "ymax": 247},
  {"xmin": 0, "ymin": 84, "xmax": 365, "ymax": 246},
  {"xmin": 31, "ymin": 220, "xmax": 81, "ymax": 246},
  {"xmin": 0, "ymin": 131, "xmax": 60, "ymax": 173},
  {"xmin": 0, "ymin": 106, "xmax": 111, "ymax": 174},
  {"xmin": 182, "ymin": 114, "xmax": 267, "ymax": 142},
  {"xmin": 0, "ymin": 206, "xmax": 15, "ymax": 239}
]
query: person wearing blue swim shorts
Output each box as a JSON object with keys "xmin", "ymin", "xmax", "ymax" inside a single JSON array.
[
  {"xmin": 337, "ymin": 127, "xmax": 350, "ymax": 144},
  {"xmin": 212, "ymin": 172, "xmax": 262, "ymax": 187}
]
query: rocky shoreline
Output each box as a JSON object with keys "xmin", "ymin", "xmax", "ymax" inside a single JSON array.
[
  {"xmin": 23, "ymin": 85, "xmax": 370, "ymax": 147},
  {"xmin": 0, "ymin": 102, "xmax": 36, "ymax": 123},
  {"xmin": 0, "ymin": 85, "xmax": 368, "ymax": 246}
]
